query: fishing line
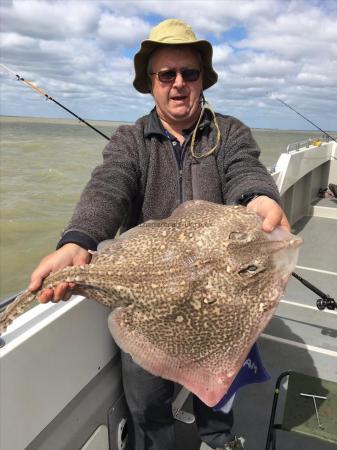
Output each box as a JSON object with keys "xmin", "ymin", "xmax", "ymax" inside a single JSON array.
[
  {"xmin": 274, "ymin": 96, "xmax": 337, "ymax": 143},
  {"xmin": 0, "ymin": 64, "xmax": 110, "ymax": 141}
]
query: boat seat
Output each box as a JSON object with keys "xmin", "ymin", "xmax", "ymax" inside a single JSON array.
[{"xmin": 265, "ymin": 370, "xmax": 337, "ymax": 449}]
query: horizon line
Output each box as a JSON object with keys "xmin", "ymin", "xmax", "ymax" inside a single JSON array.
[{"xmin": 1, "ymin": 114, "xmax": 336, "ymax": 134}]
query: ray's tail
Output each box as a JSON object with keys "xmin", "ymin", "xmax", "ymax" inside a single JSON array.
[
  {"xmin": 0, "ymin": 290, "xmax": 36, "ymax": 335},
  {"xmin": 0, "ymin": 265, "xmax": 93, "ymax": 336}
]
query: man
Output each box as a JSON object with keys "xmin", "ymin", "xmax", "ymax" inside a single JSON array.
[{"xmin": 29, "ymin": 19, "xmax": 289, "ymax": 450}]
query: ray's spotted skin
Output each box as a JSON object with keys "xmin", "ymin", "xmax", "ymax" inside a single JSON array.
[{"xmin": 0, "ymin": 200, "xmax": 302, "ymax": 406}]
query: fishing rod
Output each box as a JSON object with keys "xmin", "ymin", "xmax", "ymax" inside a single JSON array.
[
  {"xmin": 292, "ymin": 272, "xmax": 336, "ymax": 311},
  {"xmin": 275, "ymin": 97, "xmax": 337, "ymax": 143},
  {"xmin": 0, "ymin": 63, "xmax": 110, "ymax": 141}
]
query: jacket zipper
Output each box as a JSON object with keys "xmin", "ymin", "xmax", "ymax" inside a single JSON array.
[
  {"xmin": 171, "ymin": 142, "xmax": 185, "ymax": 204},
  {"xmin": 169, "ymin": 133, "xmax": 193, "ymax": 204},
  {"xmin": 178, "ymin": 168, "xmax": 183, "ymax": 203}
]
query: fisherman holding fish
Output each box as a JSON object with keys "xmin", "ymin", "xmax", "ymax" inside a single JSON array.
[{"xmin": 27, "ymin": 19, "xmax": 289, "ymax": 450}]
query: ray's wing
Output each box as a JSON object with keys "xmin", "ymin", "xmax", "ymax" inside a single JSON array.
[{"xmin": 107, "ymin": 263, "xmax": 283, "ymax": 407}]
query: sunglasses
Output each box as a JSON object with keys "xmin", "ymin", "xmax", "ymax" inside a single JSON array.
[{"xmin": 151, "ymin": 68, "xmax": 201, "ymax": 83}]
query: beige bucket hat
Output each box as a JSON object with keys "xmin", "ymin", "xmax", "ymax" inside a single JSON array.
[{"xmin": 133, "ymin": 18, "xmax": 218, "ymax": 94}]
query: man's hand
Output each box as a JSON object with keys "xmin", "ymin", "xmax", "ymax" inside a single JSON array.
[
  {"xmin": 28, "ymin": 243, "xmax": 91, "ymax": 303},
  {"xmin": 246, "ymin": 195, "xmax": 290, "ymax": 232}
]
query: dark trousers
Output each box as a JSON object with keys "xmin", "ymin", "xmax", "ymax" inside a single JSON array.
[{"xmin": 121, "ymin": 351, "xmax": 234, "ymax": 450}]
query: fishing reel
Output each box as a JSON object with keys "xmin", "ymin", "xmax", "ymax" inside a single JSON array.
[{"xmin": 316, "ymin": 296, "xmax": 337, "ymax": 311}]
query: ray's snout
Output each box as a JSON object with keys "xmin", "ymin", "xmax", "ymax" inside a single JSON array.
[
  {"xmin": 265, "ymin": 226, "xmax": 303, "ymax": 251},
  {"xmin": 265, "ymin": 227, "xmax": 303, "ymax": 284}
]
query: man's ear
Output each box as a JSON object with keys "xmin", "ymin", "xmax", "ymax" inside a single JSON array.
[{"xmin": 147, "ymin": 77, "xmax": 153, "ymax": 95}]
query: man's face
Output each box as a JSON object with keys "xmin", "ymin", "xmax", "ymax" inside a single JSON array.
[{"xmin": 150, "ymin": 47, "xmax": 203, "ymax": 127}]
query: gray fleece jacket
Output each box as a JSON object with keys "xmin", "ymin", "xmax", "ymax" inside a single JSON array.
[{"xmin": 57, "ymin": 108, "xmax": 280, "ymax": 251}]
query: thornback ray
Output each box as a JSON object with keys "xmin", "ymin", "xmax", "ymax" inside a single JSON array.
[{"xmin": 0, "ymin": 200, "xmax": 302, "ymax": 406}]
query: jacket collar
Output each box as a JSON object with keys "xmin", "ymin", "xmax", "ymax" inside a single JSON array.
[
  {"xmin": 144, "ymin": 107, "xmax": 213, "ymax": 139},
  {"xmin": 144, "ymin": 109, "xmax": 167, "ymax": 138}
]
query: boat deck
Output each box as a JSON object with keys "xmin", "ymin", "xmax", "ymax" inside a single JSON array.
[{"xmin": 175, "ymin": 197, "xmax": 337, "ymax": 450}]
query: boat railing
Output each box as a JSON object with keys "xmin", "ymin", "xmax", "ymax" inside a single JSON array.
[{"xmin": 286, "ymin": 135, "xmax": 332, "ymax": 153}]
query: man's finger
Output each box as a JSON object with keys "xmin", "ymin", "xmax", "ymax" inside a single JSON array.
[
  {"xmin": 29, "ymin": 272, "xmax": 45, "ymax": 292},
  {"xmin": 262, "ymin": 211, "xmax": 281, "ymax": 232},
  {"xmin": 53, "ymin": 283, "xmax": 71, "ymax": 301},
  {"xmin": 28, "ymin": 279, "xmax": 41, "ymax": 292},
  {"xmin": 37, "ymin": 288, "xmax": 54, "ymax": 303},
  {"xmin": 262, "ymin": 212, "xmax": 290, "ymax": 233},
  {"xmin": 29, "ymin": 262, "xmax": 53, "ymax": 292},
  {"xmin": 280, "ymin": 214, "xmax": 291, "ymax": 231}
]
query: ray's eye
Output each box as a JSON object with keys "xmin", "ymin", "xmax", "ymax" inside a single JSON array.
[
  {"xmin": 229, "ymin": 231, "xmax": 248, "ymax": 241},
  {"xmin": 239, "ymin": 265, "xmax": 258, "ymax": 275}
]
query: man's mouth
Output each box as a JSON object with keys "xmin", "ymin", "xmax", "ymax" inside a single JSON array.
[{"xmin": 170, "ymin": 95, "xmax": 188, "ymax": 101}]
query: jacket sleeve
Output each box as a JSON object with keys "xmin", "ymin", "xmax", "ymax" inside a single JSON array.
[
  {"xmin": 57, "ymin": 125, "xmax": 140, "ymax": 250},
  {"xmin": 220, "ymin": 117, "xmax": 281, "ymax": 205}
]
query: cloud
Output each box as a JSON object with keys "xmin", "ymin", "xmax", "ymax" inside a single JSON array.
[
  {"xmin": 97, "ymin": 15, "xmax": 151, "ymax": 46},
  {"xmin": 101, "ymin": 0, "xmax": 280, "ymax": 35},
  {"xmin": 0, "ymin": 0, "xmax": 336, "ymax": 130},
  {"xmin": 0, "ymin": 0, "xmax": 99, "ymax": 39},
  {"xmin": 1, "ymin": 32, "xmax": 36, "ymax": 49},
  {"xmin": 230, "ymin": 54, "xmax": 297, "ymax": 78},
  {"xmin": 236, "ymin": 2, "xmax": 337, "ymax": 60},
  {"xmin": 212, "ymin": 44, "xmax": 233, "ymax": 65}
]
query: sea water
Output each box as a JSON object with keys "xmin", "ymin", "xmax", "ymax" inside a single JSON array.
[{"xmin": 1, "ymin": 116, "xmax": 335, "ymax": 299}]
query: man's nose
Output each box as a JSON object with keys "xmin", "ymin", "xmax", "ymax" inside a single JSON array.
[{"xmin": 173, "ymin": 72, "xmax": 185, "ymax": 88}]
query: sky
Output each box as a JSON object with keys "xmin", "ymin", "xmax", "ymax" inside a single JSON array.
[{"xmin": 0, "ymin": 0, "xmax": 336, "ymax": 130}]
